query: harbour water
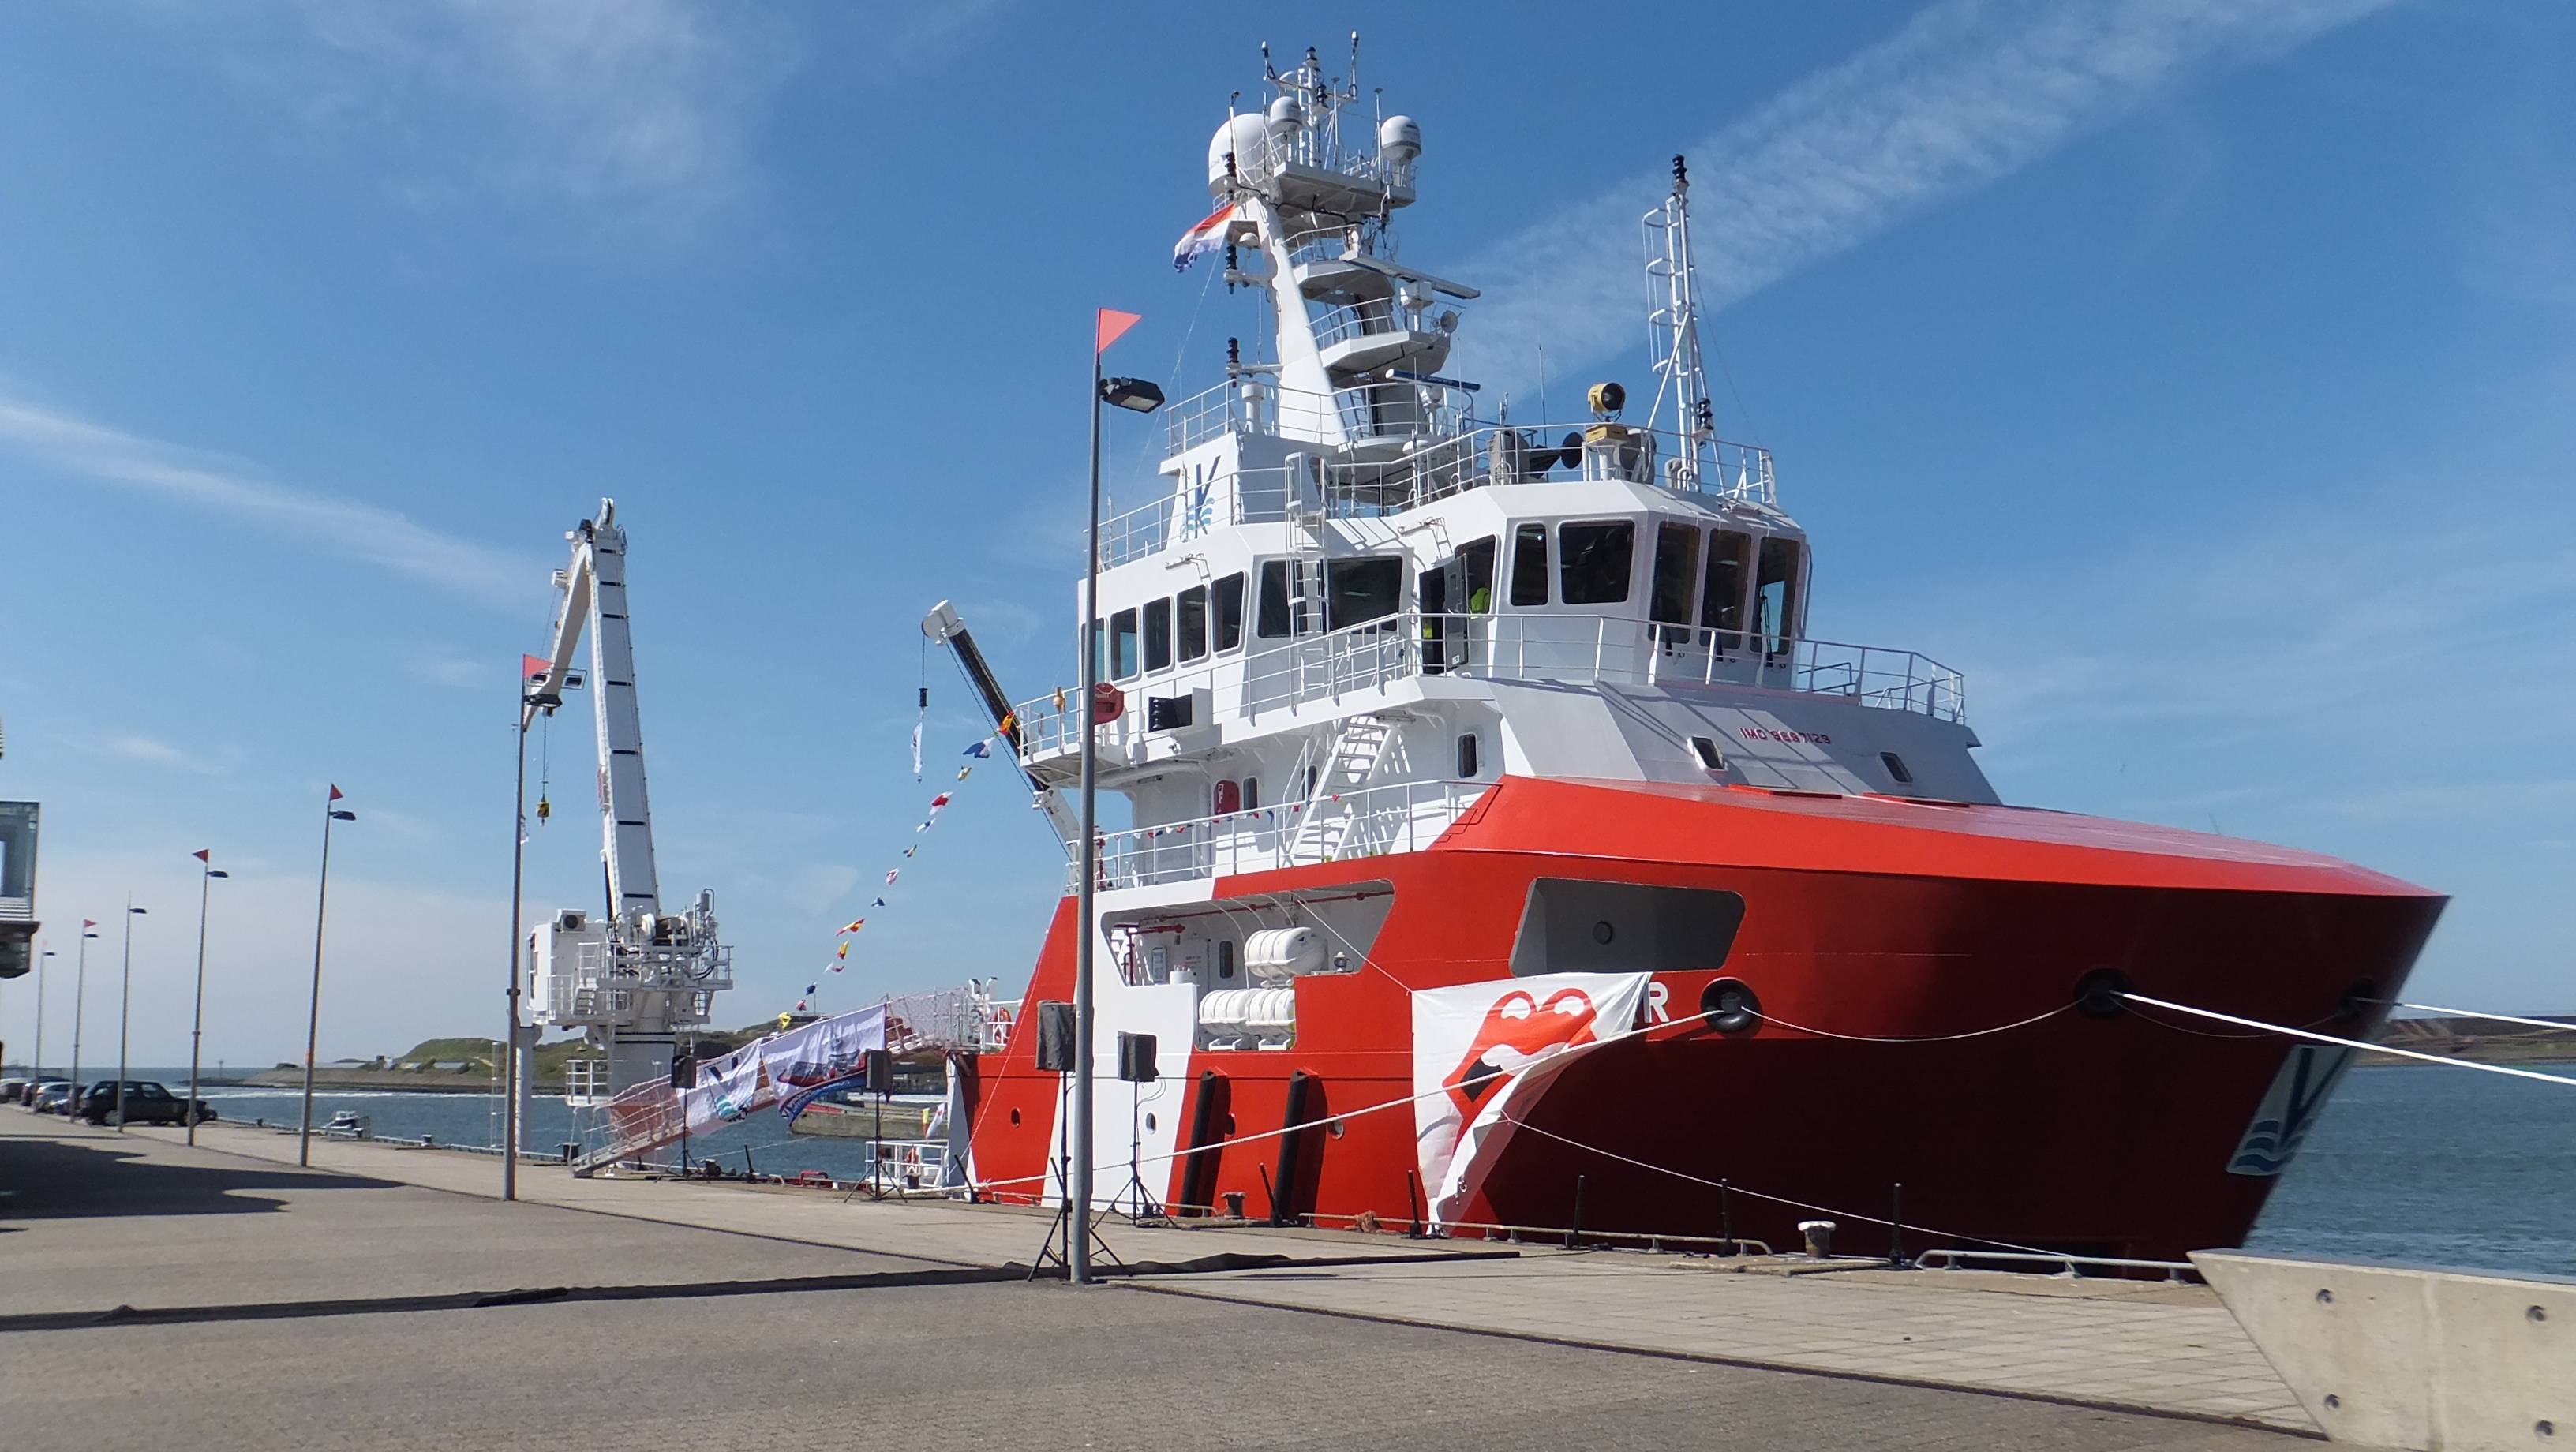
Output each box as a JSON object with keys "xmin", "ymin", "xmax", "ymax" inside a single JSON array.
[{"xmin": 69, "ymin": 1061, "xmax": 2574, "ymax": 1277}]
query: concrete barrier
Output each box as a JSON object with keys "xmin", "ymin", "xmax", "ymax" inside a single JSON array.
[{"xmin": 2192, "ymin": 1251, "xmax": 2574, "ymax": 1450}]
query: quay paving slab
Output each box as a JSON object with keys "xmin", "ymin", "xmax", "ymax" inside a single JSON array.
[
  {"xmin": 75, "ymin": 1119, "xmax": 2320, "ymax": 1435},
  {"xmin": 1141, "ymin": 1254, "xmax": 2320, "ymax": 1433},
  {"xmin": 3, "ymin": 1270, "xmax": 2307, "ymax": 1452},
  {"xmin": 0, "ymin": 1116, "xmax": 940, "ymax": 1317}
]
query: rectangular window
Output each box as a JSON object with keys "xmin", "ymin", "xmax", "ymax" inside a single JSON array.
[
  {"xmin": 1088, "ymin": 616, "xmax": 1106, "ymax": 681},
  {"xmin": 1256, "ymin": 561, "xmax": 1291, "ymax": 639},
  {"xmin": 1213, "ymin": 572, "xmax": 1246, "ymax": 652},
  {"xmin": 1326, "ymin": 556, "xmax": 1403, "ymax": 631},
  {"xmin": 1143, "ymin": 597, "xmax": 1173, "ymax": 673},
  {"xmin": 1176, "ymin": 586, "xmax": 1209, "ymax": 663},
  {"xmin": 1880, "ymin": 751, "xmax": 1915, "ymax": 786},
  {"xmin": 1558, "ymin": 520, "xmax": 1636, "ymax": 605},
  {"xmin": 1457, "ymin": 535, "xmax": 1496, "ymax": 614},
  {"xmin": 1509, "ymin": 523, "xmax": 1549, "ymax": 607},
  {"xmin": 1756, "ymin": 535, "xmax": 1803, "ymax": 657},
  {"xmin": 1649, "ymin": 522, "xmax": 1699, "ymax": 627},
  {"xmin": 1456, "ymin": 732, "xmax": 1479, "ymax": 778},
  {"xmin": 1690, "ymin": 735, "xmax": 1727, "ymax": 772},
  {"xmin": 1110, "ymin": 608, "xmax": 1140, "ymax": 679},
  {"xmin": 1701, "ymin": 530, "xmax": 1749, "ymax": 648}
]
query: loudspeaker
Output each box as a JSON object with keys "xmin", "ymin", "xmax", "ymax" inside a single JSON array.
[
  {"xmin": 1033, "ymin": 1000, "xmax": 1076, "ymax": 1072},
  {"xmin": 670, "ymin": 1054, "xmax": 698, "ymax": 1089},
  {"xmin": 1117, "ymin": 1031, "xmax": 1158, "ymax": 1083},
  {"xmin": 861, "ymin": 1047, "xmax": 894, "ymax": 1091}
]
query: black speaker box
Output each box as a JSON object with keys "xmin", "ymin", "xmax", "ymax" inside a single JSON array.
[
  {"xmin": 1117, "ymin": 1031, "xmax": 1158, "ymax": 1083},
  {"xmin": 1033, "ymin": 1000, "xmax": 1076, "ymax": 1072},
  {"xmin": 670, "ymin": 1054, "xmax": 698, "ymax": 1089},
  {"xmin": 861, "ymin": 1047, "xmax": 894, "ymax": 1091}
]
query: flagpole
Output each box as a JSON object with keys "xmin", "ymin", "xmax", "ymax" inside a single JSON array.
[
  {"xmin": 117, "ymin": 894, "xmax": 139, "ymax": 1131},
  {"xmin": 1071, "ymin": 335, "xmax": 1104, "ymax": 1285},
  {"xmin": 187, "ymin": 854, "xmax": 226, "ymax": 1147}
]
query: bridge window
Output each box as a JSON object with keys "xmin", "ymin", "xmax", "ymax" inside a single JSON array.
[
  {"xmin": 1756, "ymin": 536, "xmax": 1803, "ymax": 657},
  {"xmin": 1144, "ymin": 597, "xmax": 1173, "ymax": 673},
  {"xmin": 1649, "ymin": 522, "xmax": 1699, "ymax": 627},
  {"xmin": 1256, "ymin": 562, "xmax": 1291, "ymax": 639},
  {"xmin": 1457, "ymin": 732, "xmax": 1479, "ymax": 778},
  {"xmin": 1509, "ymin": 523, "xmax": 1548, "ymax": 606},
  {"xmin": 1326, "ymin": 556, "xmax": 1403, "ymax": 631},
  {"xmin": 1559, "ymin": 521, "xmax": 1635, "ymax": 605},
  {"xmin": 1176, "ymin": 586, "xmax": 1209, "ymax": 664},
  {"xmin": 1457, "ymin": 536, "xmax": 1496, "ymax": 614},
  {"xmin": 1214, "ymin": 573, "xmax": 1246, "ymax": 652},
  {"xmin": 1110, "ymin": 608, "xmax": 1140, "ymax": 679},
  {"xmin": 1702, "ymin": 529, "xmax": 1749, "ymax": 648}
]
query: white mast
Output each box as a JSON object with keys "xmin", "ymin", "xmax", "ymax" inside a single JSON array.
[{"xmin": 1645, "ymin": 154, "xmax": 1715, "ymax": 492}]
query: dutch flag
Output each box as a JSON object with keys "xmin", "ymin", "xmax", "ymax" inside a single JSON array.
[{"xmin": 1173, "ymin": 204, "xmax": 1237, "ymax": 272}]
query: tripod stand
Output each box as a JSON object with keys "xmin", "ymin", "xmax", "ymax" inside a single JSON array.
[
  {"xmin": 1109, "ymin": 1075, "xmax": 1165, "ymax": 1225},
  {"xmin": 1028, "ymin": 1069, "xmax": 1120, "ymax": 1279}
]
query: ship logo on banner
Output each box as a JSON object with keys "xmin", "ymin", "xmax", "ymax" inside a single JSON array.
[
  {"xmin": 679, "ymin": 1004, "xmax": 888, "ymax": 1134},
  {"xmin": 1411, "ymin": 972, "xmax": 1649, "ymax": 1229}
]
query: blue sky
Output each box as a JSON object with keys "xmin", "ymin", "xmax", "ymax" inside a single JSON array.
[{"xmin": 1, "ymin": 1, "xmax": 2568, "ymax": 1068}]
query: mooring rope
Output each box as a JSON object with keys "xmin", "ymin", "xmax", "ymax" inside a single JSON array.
[
  {"xmin": 1495, "ymin": 1115, "xmax": 2065, "ymax": 1258},
  {"xmin": 1745, "ymin": 1002, "xmax": 2073, "ymax": 1043},
  {"xmin": 2121, "ymin": 993, "xmax": 2576, "ymax": 1087},
  {"xmin": 2386, "ymin": 1001, "xmax": 2576, "ymax": 1035}
]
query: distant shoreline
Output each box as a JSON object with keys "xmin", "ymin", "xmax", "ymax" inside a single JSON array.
[{"xmin": 240, "ymin": 1068, "xmax": 558, "ymax": 1095}]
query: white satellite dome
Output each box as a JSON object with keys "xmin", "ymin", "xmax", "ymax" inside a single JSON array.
[
  {"xmin": 1378, "ymin": 114, "xmax": 1421, "ymax": 164},
  {"xmin": 1208, "ymin": 112, "xmax": 1268, "ymax": 196}
]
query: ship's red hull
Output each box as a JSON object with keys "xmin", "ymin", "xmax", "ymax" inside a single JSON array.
[{"xmin": 964, "ymin": 777, "xmax": 2443, "ymax": 1261}]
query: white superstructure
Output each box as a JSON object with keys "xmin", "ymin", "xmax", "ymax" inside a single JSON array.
[
  {"xmin": 522, "ymin": 500, "xmax": 732, "ymax": 1100},
  {"xmin": 1008, "ymin": 44, "xmax": 1993, "ymax": 902}
]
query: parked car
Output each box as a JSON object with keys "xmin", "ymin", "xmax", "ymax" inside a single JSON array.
[
  {"xmin": 28, "ymin": 1081, "xmax": 72, "ymax": 1115},
  {"xmin": 77, "ymin": 1080, "xmax": 215, "ymax": 1127},
  {"xmin": 0, "ymin": 1077, "xmax": 28, "ymax": 1104}
]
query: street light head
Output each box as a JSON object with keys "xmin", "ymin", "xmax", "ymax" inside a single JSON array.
[
  {"xmin": 1100, "ymin": 376, "xmax": 1166, "ymax": 414},
  {"xmin": 129, "ymin": 907, "xmax": 147, "ymax": 915},
  {"xmin": 206, "ymin": 870, "xmax": 230, "ymax": 880},
  {"xmin": 330, "ymin": 810, "xmax": 358, "ymax": 821},
  {"xmin": 82, "ymin": 931, "xmax": 99, "ymax": 940}
]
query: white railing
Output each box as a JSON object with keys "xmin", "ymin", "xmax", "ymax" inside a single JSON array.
[
  {"xmin": 1162, "ymin": 377, "xmax": 1478, "ymax": 462},
  {"xmin": 541, "ymin": 937, "xmax": 733, "ymax": 1024},
  {"xmin": 1012, "ymin": 611, "xmax": 1964, "ymax": 764},
  {"xmin": 1081, "ymin": 777, "xmax": 1490, "ymax": 892}
]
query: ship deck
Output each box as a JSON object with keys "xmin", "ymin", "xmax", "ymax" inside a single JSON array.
[{"xmin": 2, "ymin": 1113, "xmax": 2314, "ymax": 1446}]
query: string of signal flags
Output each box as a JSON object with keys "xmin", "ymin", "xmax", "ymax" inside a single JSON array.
[{"xmin": 779, "ymin": 720, "xmax": 1010, "ymax": 1020}]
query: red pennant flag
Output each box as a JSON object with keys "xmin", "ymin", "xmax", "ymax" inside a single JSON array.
[
  {"xmin": 83, "ymin": 919, "xmax": 97, "ymax": 928},
  {"xmin": 192, "ymin": 849, "xmax": 210, "ymax": 863},
  {"xmin": 328, "ymin": 784, "xmax": 345, "ymax": 802},
  {"xmin": 522, "ymin": 653, "xmax": 552, "ymax": 682},
  {"xmin": 1095, "ymin": 308, "xmax": 1142, "ymax": 355}
]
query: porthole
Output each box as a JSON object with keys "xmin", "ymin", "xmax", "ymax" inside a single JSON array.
[
  {"xmin": 1144, "ymin": 1113, "xmax": 1158, "ymax": 1133},
  {"xmin": 1009, "ymin": 1107, "xmax": 1021, "ymax": 1125},
  {"xmin": 1327, "ymin": 1119, "xmax": 1346, "ymax": 1139},
  {"xmin": 1591, "ymin": 920, "xmax": 1616, "ymax": 945}
]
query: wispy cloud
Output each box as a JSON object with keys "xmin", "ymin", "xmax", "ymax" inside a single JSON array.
[
  {"xmin": 1458, "ymin": 0, "xmax": 2401, "ymax": 391},
  {"xmin": 0, "ymin": 386, "xmax": 537, "ymax": 608},
  {"xmin": 407, "ymin": 649, "xmax": 492, "ymax": 690},
  {"xmin": 107, "ymin": 734, "xmax": 206, "ymax": 772}
]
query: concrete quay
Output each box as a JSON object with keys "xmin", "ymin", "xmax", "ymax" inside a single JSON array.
[{"xmin": 2, "ymin": 1113, "xmax": 2318, "ymax": 1450}]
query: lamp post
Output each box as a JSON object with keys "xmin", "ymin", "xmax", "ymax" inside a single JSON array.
[
  {"xmin": 188, "ymin": 851, "xmax": 228, "ymax": 1147},
  {"xmin": 69, "ymin": 922, "xmax": 95, "ymax": 1121},
  {"xmin": 298, "ymin": 787, "xmax": 356, "ymax": 1167},
  {"xmin": 116, "ymin": 899, "xmax": 146, "ymax": 1130},
  {"xmin": 1072, "ymin": 307, "xmax": 1162, "ymax": 1285},
  {"xmin": 34, "ymin": 945, "xmax": 51, "ymax": 1082}
]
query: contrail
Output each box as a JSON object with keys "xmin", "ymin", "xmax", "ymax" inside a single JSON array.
[{"xmin": 1454, "ymin": 0, "xmax": 2402, "ymax": 395}]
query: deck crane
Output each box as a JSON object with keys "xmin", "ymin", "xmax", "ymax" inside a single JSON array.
[{"xmin": 522, "ymin": 500, "xmax": 732, "ymax": 1102}]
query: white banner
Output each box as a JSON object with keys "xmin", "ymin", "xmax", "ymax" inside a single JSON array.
[
  {"xmin": 1410, "ymin": 972, "xmax": 1650, "ymax": 1229},
  {"xmin": 680, "ymin": 1004, "xmax": 889, "ymax": 1132}
]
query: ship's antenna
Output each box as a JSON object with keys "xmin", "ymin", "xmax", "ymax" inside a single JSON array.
[{"xmin": 1537, "ymin": 343, "xmax": 1549, "ymax": 424}]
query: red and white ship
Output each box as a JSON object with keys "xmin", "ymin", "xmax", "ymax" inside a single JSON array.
[{"xmin": 945, "ymin": 46, "xmax": 2443, "ymax": 1262}]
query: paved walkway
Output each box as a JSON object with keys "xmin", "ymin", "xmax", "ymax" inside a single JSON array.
[{"xmin": 1, "ymin": 1113, "xmax": 2313, "ymax": 1447}]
